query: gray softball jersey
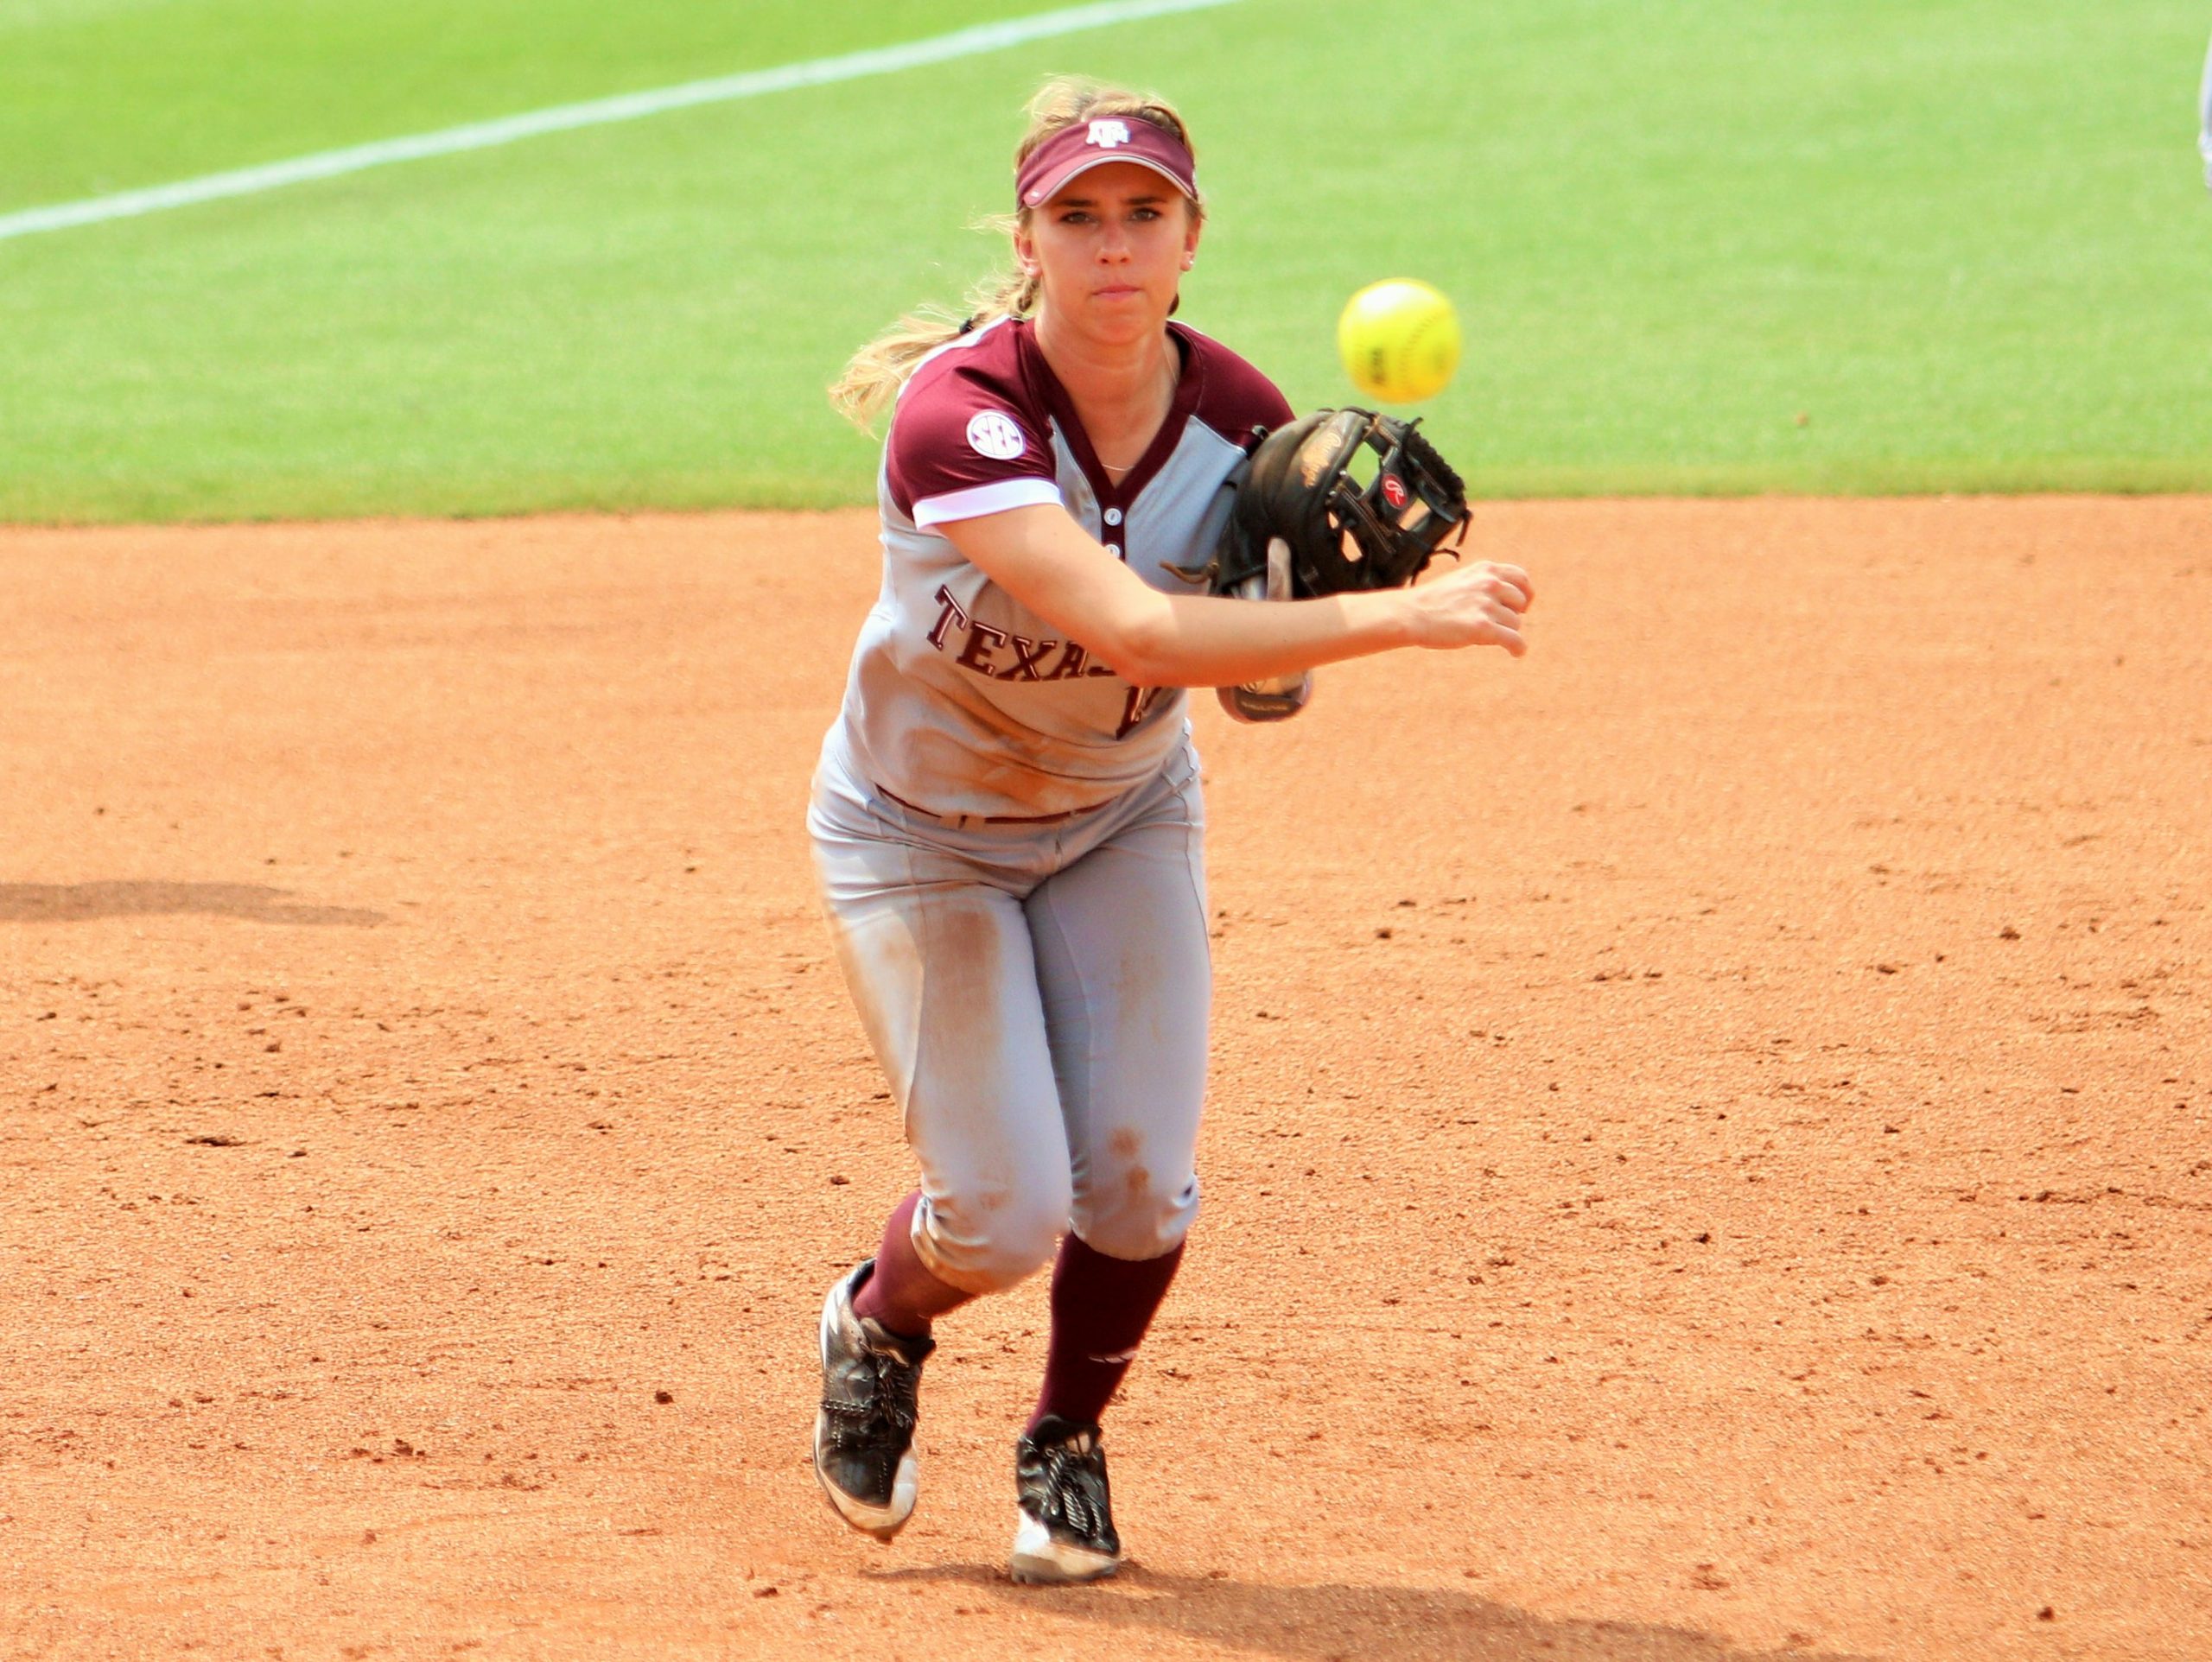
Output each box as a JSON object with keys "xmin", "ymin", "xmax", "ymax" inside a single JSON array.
[{"xmin": 825, "ymin": 316, "xmax": 1294, "ymax": 821}]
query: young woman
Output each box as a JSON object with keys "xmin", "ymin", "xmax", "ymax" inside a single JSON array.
[{"xmin": 810, "ymin": 79, "xmax": 1531, "ymax": 1584}]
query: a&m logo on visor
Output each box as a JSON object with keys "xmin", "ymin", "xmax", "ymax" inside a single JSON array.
[
  {"xmin": 966, "ymin": 411, "xmax": 1027, "ymax": 460},
  {"xmin": 1086, "ymin": 119, "xmax": 1133, "ymax": 149}
]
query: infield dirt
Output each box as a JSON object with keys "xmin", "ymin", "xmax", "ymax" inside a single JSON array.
[{"xmin": 3, "ymin": 499, "xmax": 2207, "ymax": 1660}]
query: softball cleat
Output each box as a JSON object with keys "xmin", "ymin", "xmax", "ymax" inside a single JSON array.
[
  {"xmin": 1008, "ymin": 1415, "xmax": 1122, "ymax": 1584},
  {"xmin": 813, "ymin": 1259, "xmax": 933, "ymax": 1542}
]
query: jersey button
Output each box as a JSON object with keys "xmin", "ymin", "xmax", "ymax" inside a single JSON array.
[
  {"xmin": 1105, "ymin": 542, "xmax": 1122, "ymax": 559},
  {"xmin": 1103, "ymin": 506, "xmax": 1123, "ymax": 526}
]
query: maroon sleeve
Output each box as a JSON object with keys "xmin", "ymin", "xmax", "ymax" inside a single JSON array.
[{"xmin": 885, "ymin": 346, "xmax": 1060, "ymax": 526}]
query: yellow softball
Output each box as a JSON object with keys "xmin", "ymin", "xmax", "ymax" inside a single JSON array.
[{"xmin": 1337, "ymin": 278, "xmax": 1461, "ymax": 404}]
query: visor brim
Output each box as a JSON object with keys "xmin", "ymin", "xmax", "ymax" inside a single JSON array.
[{"xmin": 1022, "ymin": 154, "xmax": 1196, "ymax": 209}]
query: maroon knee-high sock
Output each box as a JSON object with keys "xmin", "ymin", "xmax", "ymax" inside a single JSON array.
[
  {"xmin": 850, "ymin": 1189, "xmax": 973, "ymax": 1340},
  {"xmin": 1028, "ymin": 1233, "xmax": 1185, "ymax": 1434}
]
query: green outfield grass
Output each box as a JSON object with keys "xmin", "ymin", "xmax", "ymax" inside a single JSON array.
[{"xmin": 3, "ymin": 0, "xmax": 2209, "ymax": 521}]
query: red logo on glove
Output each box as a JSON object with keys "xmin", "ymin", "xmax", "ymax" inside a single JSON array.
[{"xmin": 1381, "ymin": 473, "xmax": 1409, "ymax": 509}]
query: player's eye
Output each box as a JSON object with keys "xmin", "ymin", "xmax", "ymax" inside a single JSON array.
[{"xmin": 1130, "ymin": 207, "xmax": 1161, "ymax": 222}]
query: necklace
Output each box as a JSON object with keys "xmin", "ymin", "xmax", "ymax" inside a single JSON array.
[{"xmin": 1090, "ymin": 346, "xmax": 1179, "ymax": 483}]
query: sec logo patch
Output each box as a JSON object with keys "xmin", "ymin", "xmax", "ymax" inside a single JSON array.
[{"xmin": 966, "ymin": 411, "xmax": 1027, "ymax": 460}]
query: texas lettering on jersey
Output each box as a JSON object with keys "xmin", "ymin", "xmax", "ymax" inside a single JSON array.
[{"xmin": 925, "ymin": 585, "xmax": 1162, "ymax": 739}]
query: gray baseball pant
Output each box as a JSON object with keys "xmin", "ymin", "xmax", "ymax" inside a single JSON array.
[{"xmin": 807, "ymin": 740, "xmax": 1211, "ymax": 1294}]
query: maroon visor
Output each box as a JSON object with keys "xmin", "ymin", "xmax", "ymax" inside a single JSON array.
[{"xmin": 1017, "ymin": 117, "xmax": 1198, "ymax": 209}]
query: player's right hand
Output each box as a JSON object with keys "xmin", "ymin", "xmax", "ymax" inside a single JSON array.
[{"xmin": 1401, "ymin": 561, "xmax": 1534, "ymax": 656}]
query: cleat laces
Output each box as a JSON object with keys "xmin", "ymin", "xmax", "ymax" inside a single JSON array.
[
  {"xmin": 1026, "ymin": 1428, "xmax": 1113, "ymax": 1541},
  {"xmin": 822, "ymin": 1346, "xmax": 922, "ymax": 1474}
]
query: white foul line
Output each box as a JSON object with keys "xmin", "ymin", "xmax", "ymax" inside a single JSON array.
[{"xmin": 0, "ymin": 0, "xmax": 1240, "ymax": 245}]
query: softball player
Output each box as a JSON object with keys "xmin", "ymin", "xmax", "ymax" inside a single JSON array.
[{"xmin": 810, "ymin": 78, "xmax": 1532, "ymax": 1584}]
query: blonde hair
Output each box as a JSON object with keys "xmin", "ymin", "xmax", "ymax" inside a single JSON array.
[{"xmin": 827, "ymin": 77, "xmax": 1205, "ymax": 431}]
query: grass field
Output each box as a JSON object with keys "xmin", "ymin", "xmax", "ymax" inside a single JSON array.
[{"xmin": 3, "ymin": 0, "xmax": 2209, "ymax": 522}]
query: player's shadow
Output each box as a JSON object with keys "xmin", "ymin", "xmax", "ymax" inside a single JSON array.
[
  {"xmin": 866, "ymin": 1564, "xmax": 1871, "ymax": 1661},
  {"xmin": 0, "ymin": 881, "xmax": 385, "ymax": 928}
]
